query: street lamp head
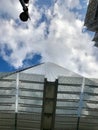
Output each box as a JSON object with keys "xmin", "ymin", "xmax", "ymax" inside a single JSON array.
[{"xmin": 19, "ymin": 12, "xmax": 29, "ymax": 22}]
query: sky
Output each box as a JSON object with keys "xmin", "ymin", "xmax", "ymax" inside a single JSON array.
[{"xmin": 0, "ymin": 0, "xmax": 98, "ymax": 78}]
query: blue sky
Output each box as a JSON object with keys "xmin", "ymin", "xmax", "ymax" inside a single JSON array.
[{"xmin": 0, "ymin": 0, "xmax": 98, "ymax": 78}]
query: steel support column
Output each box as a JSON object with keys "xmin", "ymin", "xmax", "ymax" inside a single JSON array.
[
  {"xmin": 77, "ymin": 117, "xmax": 80, "ymax": 130},
  {"xmin": 41, "ymin": 79, "xmax": 58, "ymax": 130},
  {"xmin": 15, "ymin": 73, "xmax": 19, "ymax": 130}
]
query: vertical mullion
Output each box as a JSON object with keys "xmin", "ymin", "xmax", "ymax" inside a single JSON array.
[
  {"xmin": 15, "ymin": 73, "xmax": 19, "ymax": 130},
  {"xmin": 77, "ymin": 78, "xmax": 85, "ymax": 130}
]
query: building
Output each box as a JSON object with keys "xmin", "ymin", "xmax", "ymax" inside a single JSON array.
[
  {"xmin": 84, "ymin": 0, "xmax": 98, "ymax": 47},
  {"xmin": 0, "ymin": 62, "xmax": 98, "ymax": 130},
  {"xmin": 84, "ymin": 0, "xmax": 98, "ymax": 31},
  {"xmin": 92, "ymin": 32, "xmax": 98, "ymax": 47}
]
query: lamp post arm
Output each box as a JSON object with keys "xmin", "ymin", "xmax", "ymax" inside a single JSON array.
[{"xmin": 19, "ymin": 0, "xmax": 27, "ymax": 11}]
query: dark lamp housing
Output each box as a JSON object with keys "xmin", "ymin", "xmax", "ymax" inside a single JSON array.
[
  {"xmin": 24, "ymin": 0, "xmax": 29, "ymax": 4},
  {"xmin": 19, "ymin": 12, "xmax": 29, "ymax": 22}
]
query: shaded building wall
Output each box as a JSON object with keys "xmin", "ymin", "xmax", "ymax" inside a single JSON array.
[
  {"xmin": 84, "ymin": 0, "xmax": 98, "ymax": 46},
  {"xmin": 84, "ymin": 0, "xmax": 98, "ymax": 31},
  {"xmin": 0, "ymin": 73, "xmax": 98, "ymax": 130}
]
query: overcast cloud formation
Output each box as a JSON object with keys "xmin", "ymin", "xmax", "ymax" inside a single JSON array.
[{"xmin": 0, "ymin": 0, "xmax": 98, "ymax": 77}]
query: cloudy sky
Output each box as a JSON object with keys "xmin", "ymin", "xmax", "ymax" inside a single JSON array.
[{"xmin": 0, "ymin": 0, "xmax": 98, "ymax": 77}]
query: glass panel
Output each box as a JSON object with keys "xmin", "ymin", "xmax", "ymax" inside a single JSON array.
[
  {"xmin": 85, "ymin": 78, "xmax": 98, "ymax": 86},
  {"xmin": 4, "ymin": 74, "xmax": 17, "ymax": 80},
  {"xmin": 84, "ymin": 85, "xmax": 98, "ymax": 93},
  {"xmin": 18, "ymin": 107, "xmax": 42, "ymax": 113},
  {"xmin": 58, "ymin": 77, "xmax": 83, "ymax": 85},
  {"xmin": 58, "ymin": 85, "xmax": 81, "ymax": 92},
  {"xmin": 17, "ymin": 113, "xmax": 41, "ymax": 121},
  {"xmin": 0, "ymin": 97, "xmax": 15, "ymax": 103},
  {"xmin": 57, "ymin": 101, "xmax": 79, "ymax": 107},
  {"xmin": 19, "ymin": 73, "xmax": 44, "ymax": 82},
  {"xmin": 0, "ymin": 81, "xmax": 16, "ymax": 88},
  {"xmin": 0, "ymin": 89, "xmax": 16, "ymax": 96},
  {"xmin": 56, "ymin": 109, "xmax": 77, "ymax": 115},
  {"xmin": 57, "ymin": 93, "xmax": 80, "ymax": 100},
  {"xmin": 0, "ymin": 105, "xmax": 15, "ymax": 111},
  {"xmin": 55, "ymin": 116, "xmax": 77, "ymax": 122},
  {"xmin": 81, "ymin": 109, "xmax": 98, "ymax": 116},
  {"xmin": 20, "ymin": 82, "xmax": 44, "ymax": 90},
  {"xmin": 19, "ymin": 98, "xmax": 42, "ymax": 105},
  {"xmin": 19, "ymin": 91, "xmax": 43, "ymax": 98}
]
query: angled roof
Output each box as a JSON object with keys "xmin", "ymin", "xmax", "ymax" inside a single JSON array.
[
  {"xmin": 21, "ymin": 62, "xmax": 81, "ymax": 81},
  {"xmin": 0, "ymin": 72, "xmax": 12, "ymax": 79}
]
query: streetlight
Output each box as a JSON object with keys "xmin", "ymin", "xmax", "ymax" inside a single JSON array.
[{"xmin": 19, "ymin": 0, "xmax": 30, "ymax": 22}]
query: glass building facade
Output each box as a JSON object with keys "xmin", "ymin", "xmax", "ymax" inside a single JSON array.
[
  {"xmin": 84, "ymin": 0, "xmax": 98, "ymax": 47},
  {"xmin": 0, "ymin": 64, "xmax": 98, "ymax": 130},
  {"xmin": 84, "ymin": 0, "xmax": 98, "ymax": 31}
]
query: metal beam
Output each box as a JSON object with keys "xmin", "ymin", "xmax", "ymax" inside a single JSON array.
[
  {"xmin": 41, "ymin": 79, "xmax": 58, "ymax": 130},
  {"xmin": 19, "ymin": 0, "xmax": 27, "ymax": 11},
  {"xmin": 76, "ymin": 117, "xmax": 80, "ymax": 130},
  {"xmin": 15, "ymin": 113, "xmax": 17, "ymax": 130},
  {"xmin": 77, "ymin": 78, "xmax": 85, "ymax": 130}
]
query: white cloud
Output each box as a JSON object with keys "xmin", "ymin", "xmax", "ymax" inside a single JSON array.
[
  {"xmin": 0, "ymin": 0, "xmax": 21, "ymax": 19},
  {"xmin": 62, "ymin": 0, "xmax": 81, "ymax": 9},
  {"xmin": 0, "ymin": 0, "xmax": 98, "ymax": 78}
]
